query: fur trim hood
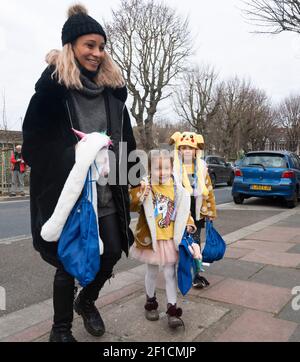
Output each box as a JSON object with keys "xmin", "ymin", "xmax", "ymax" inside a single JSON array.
[{"xmin": 35, "ymin": 50, "xmax": 127, "ymax": 102}]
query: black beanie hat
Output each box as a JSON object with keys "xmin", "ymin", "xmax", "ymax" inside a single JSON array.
[{"xmin": 61, "ymin": 4, "xmax": 107, "ymax": 46}]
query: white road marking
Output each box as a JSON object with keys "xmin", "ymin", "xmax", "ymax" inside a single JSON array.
[
  {"xmin": 0, "ymin": 200, "xmax": 30, "ymax": 205},
  {"xmin": 0, "ymin": 235, "xmax": 31, "ymax": 245}
]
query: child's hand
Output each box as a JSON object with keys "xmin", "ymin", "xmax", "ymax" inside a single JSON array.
[
  {"xmin": 140, "ymin": 181, "xmax": 151, "ymax": 199},
  {"xmin": 191, "ymin": 243, "xmax": 202, "ymax": 260},
  {"xmin": 186, "ymin": 225, "xmax": 195, "ymax": 234}
]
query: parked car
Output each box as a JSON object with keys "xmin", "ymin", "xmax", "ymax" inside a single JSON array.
[
  {"xmin": 205, "ymin": 155, "xmax": 235, "ymax": 187},
  {"xmin": 232, "ymin": 151, "xmax": 300, "ymax": 208},
  {"xmin": 232, "ymin": 159, "xmax": 244, "ymax": 169}
]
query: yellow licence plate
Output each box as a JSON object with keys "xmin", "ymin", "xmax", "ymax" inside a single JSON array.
[{"xmin": 251, "ymin": 185, "xmax": 272, "ymax": 191}]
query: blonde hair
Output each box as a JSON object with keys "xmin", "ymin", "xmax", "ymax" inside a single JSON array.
[{"xmin": 45, "ymin": 44, "xmax": 125, "ymax": 89}]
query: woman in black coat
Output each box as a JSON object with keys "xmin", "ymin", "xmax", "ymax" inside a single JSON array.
[{"xmin": 22, "ymin": 4, "xmax": 137, "ymax": 342}]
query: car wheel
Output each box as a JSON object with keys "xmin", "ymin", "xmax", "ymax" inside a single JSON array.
[
  {"xmin": 227, "ymin": 172, "xmax": 234, "ymax": 186},
  {"xmin": 287, "ymin": 190, "xmax": 298, "ymax": 209},
  {"xmin": 210, "ymin": 174, "xmax": 216, "ymax": 188},
  {"xmin": 233, "ymin": 194, "xmax": 244, "ymax": 204}
]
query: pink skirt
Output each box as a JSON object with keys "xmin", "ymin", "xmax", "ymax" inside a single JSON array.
[{"xmin": 130, "ymin": 239, "xmax": 178, "ymax": 266}]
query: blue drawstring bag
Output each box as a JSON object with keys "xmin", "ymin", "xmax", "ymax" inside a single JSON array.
[
  {"xmin": 58, "ymin": 167, "xmax": 100, "ymax": 287},
  {"xmin": 202, "ymin": 220, "xmax": 226, "ymax": 263},
  {"xmin": 177, "ymin": 231, "xmax": 195, "ymax": 296}
]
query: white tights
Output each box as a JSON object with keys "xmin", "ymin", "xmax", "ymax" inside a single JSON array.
[{"xmin": 145, "ymin": 264, "xmax": 177, "ymax": 305}]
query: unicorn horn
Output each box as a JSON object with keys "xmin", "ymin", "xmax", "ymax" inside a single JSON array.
[{"xmin": 72, "ymin": 128, "xmax": 86, "ymax": 139}]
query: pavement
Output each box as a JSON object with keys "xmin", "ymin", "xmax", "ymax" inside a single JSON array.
[
  {"xmin": 0, "ymin": 205, "xmax": 300, "ymax": 342},
  {"xmin": 0, "ymin": 188, "xmax": 30, "ymax": 202}
]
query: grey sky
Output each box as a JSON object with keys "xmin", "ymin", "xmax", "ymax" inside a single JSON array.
[{"xmin": 0, "ymin": 0, "xmax": 300, "ymax": 130}]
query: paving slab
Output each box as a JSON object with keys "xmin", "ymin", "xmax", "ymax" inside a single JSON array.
[
  {"xmin": 278, "ymin": 299, "xmax": 300, "ymax": 324},
  {"xmin": 224, "ymin": 247, "xmax": 253, "ymax": 259},
  {"xmin": 199, "ymin": 278, "xmax": 292, "ymax": 313},
  {"xmin": 231, "ymin": 239, "xmax": 294, "ymax": 252},
  {"xmin": 245, "ymin": 226, "xmax": 300, "ymax": 243},
  {"xmin": 249, "ymin": 265, "xmax": 300, "ymax": 290},
  {"xmin": 215, "ymin": 310, "xmax": 298, "ymax": 342},
  {"xmin": 193, "ymin": 305, "xmax": 245, "ymax": 342},
  {"xmin": 203, "ymin": 259, "xmax": 265, "ymax": 281},
  {"xmin": 276, "ymin": 214, "xmax": 300, "ymax": 228},
  {"xmin": 241, "ymin": 250, "xmax": 300, "ymax": 268},
  {"xmin": 0, "ymin": 282, "xmax": 143, "ymax": 343},
  {"xmin": 289, "ymin": 325, "xmax": 300, "ymax": 342},
  {"xmin": 1, "ymin": 319, "xmax": 53, "ymax": 342},
  {"xmin": 286, "ymin": 244, "xmax": 300, "ymax": 254},
  {"xmin": 288, "ymin": 236, "xmax": 300, "ymax": 244},
  {"xmin": 0, "ymin": 300, "xmax": 53, "ymax": 341},
  {"xmin": 88, "ymin": 291, "xmax": 229, "ymax": 342}
]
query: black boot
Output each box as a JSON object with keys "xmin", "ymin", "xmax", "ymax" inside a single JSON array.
[
  {"xmin": 74, "ymin": 291, "xmax": 105, "ymax": 337},
  {"xmin": 52, "ymin": 269, "xmax": 77, "ymax": 342},
  {"xmin": 49, "ymin": 323, "xmax": 77, "ymax": 342}
]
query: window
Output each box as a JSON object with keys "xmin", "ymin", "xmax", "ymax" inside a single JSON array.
[
  {"xmin": 210, "ymin": 157, "xmax": 218, "ymax": 165},
  {"xmin": 241, "ymin": 154, "xmax": 287, "ymax": 168},
  {"xmin": 218, "ymin": 158, "xmax": 226, "ymax": 166}
]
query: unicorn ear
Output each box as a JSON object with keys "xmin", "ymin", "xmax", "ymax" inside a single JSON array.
[
  {"xmin": 169, "ymin": 132, "xmax": 182, "ymax": 145},
  {"xmin": 72, "ymin": 128, "xmax": 86, "ymax": 139},
  {"xmin": 196, "ymin": 134, "xmax": 204, "ymax": 149}
]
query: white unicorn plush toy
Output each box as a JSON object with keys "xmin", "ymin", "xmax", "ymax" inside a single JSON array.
[{"xmin": 41, "ymin": 129, "xmax": 111, "ymax": 255}]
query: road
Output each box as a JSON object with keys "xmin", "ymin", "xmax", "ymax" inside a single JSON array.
[
  {"xmin": 0, "ymin": 185, "xmax": 233, "ymax": 241},
  {"xmin": 1, "ymin": 185, "xmax": 296, "ymax": 317}
]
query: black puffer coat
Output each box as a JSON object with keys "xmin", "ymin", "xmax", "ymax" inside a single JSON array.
[{"xmin": 22, "ymin": 66, "xmax": 136, "ymax": 264}]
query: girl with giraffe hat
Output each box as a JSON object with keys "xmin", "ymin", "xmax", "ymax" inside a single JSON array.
[{"xmin": 170, "ymin": 131, "xmax": 217, "ymax": 288}]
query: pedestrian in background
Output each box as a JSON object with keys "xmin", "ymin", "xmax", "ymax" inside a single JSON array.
[
  {"xmin": 10, "ymin": 144, "xmax": 26, "ymax": 196},
  {"xmin": 22, "ymin": 4, "xmax": 137, "ymax": 342}
]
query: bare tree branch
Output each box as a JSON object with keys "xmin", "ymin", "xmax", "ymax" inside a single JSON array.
[
  {"xmin": 243, "ymin": 0, "xmax": 300, "ymax": 34},
  {"xmin": 277, "ymin": 94, "xmax": 300, "ymax": 151},
  {"xmin": 106, "ymin": 0, "xmax": 192, "ymax": 150},
  {"xmin": 173, "ymin": 65, "xmax": 219, "ymax": 136}
]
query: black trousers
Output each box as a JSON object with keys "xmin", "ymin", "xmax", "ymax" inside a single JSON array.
[
  {"xmin": 190, "ymin": 196, "xmax": 205, "ymax": 250},
  {"xmin": 42, "ymin": 213, "xmax": 123, "ymax": 329}
]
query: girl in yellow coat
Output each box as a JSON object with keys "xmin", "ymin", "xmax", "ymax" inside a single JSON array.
[
  {"xmin": 170, "ymin": 132, "xmax": 217, "ymax": 288},
  {"xmin": 129, "ymin": 150, "xmax": 196, "ymax": 329}
]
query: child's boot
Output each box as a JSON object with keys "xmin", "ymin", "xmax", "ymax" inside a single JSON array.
[
  {"xmin": 166, "ymin": 303, "xmax": 184, "ymax": 329},
  {"xmin": 144, "ymin": 295, "xmax": 159, "ymax": 321}
]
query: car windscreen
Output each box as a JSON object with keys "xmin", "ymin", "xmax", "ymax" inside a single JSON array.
[{"xmin": 241, "ymin": 154, "xmax": 288, "ymax": 168}]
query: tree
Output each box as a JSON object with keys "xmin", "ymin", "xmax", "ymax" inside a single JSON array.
[
  {"xmin": 106, "ymin": 0, "xmax": 192, "ymax": 150},
  {"xmin": 243, "ymin": 90, "xmax": 275, "ymax": 151},
  {"xmin": 277, "ymin": 95, "xmax": 300, "ymax": 152},
  {"xmin": 173, "ymin": 65, "xmax": 220, "ymax": 136},
  {"xmin": 208, "ymin": 78, "xmax": 274, "ymax": 158},
  {"xmin": 243, "ymin": 0, "xmax": 300, "ymax": 34},
  {"xmin": 210, "ymin": 78, "xmax": 253, "ymax": 158}
]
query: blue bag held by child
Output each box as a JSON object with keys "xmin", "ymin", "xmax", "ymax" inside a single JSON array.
[
  {"xmin": 202, "ymin": 220, "xmax": 226, "ymax": 263},
  {"xmin": 177, "ymin": 231, "xmax": 195, "ymax": 296},
  {"xmin": 58, "ymin": 167, "xmax": 100, "ymax": 287}
]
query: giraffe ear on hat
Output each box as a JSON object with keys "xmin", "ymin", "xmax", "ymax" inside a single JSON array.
[
  {"xmin": 169, "ymin": 132, "xmax": 182, "ymax": 145},
  {"xmin": 196, "ymin": 134, "xmax": 204, "ymax": 149}
]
